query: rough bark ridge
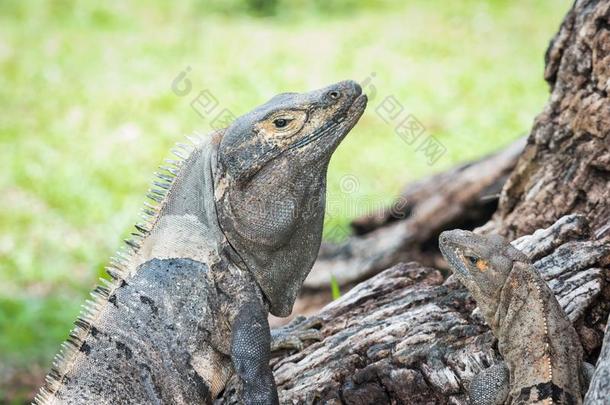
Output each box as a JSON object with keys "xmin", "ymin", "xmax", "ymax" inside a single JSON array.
[
  {"xmin": 483, "ymin": 0, "xmax": 610, "ymax": 239},
  {"xmin": 219, "ymin": 215, "xmax": 609, "ymax": 404}
]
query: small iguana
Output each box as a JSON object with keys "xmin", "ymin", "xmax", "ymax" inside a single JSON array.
[
  {"xmin": 439, "ymin": 229, "xmax": 589, "ymax": 404},
  {"xmin": 34, "ymin": 80, "xmax": 367, "ymax": 404}
]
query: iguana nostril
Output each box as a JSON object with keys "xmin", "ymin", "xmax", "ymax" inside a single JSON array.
[{"xmin": 327, "ymin": 90, "xmax": 341, "ymax": 100}]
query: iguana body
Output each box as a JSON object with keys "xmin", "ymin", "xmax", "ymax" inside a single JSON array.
[
  {"xmin": 439, "ymin": 230, "xmax": 586, "ymax": 404},
  {"xmin": 34, "ymin": 81, "xmax": 367, "ymax": 404}
]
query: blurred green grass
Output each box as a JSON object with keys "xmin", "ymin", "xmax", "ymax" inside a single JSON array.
[{"xmin": 0, "ymin": 0, "xmax": 569, "ymax": 398}]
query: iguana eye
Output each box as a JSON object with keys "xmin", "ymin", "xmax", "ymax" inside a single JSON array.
[
  {"xmin": 273, "ymin": 118, "xmax": 290, "ymax": 128},
  {"xmin": 465, "ymin": 255, "xmax": 479, "ymax": 266},
  {"xmin": 259, "ymin": 110, "xmax": 307, "ymax": 139}
]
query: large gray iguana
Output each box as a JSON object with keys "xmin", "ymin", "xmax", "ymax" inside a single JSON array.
[
  {"xmin": 34, "ymin": 80, "xmax": 367, "ymax": 404},
  {"xmin": 439, "ymin": 230, "xmax": 590, "ymax": 404}
]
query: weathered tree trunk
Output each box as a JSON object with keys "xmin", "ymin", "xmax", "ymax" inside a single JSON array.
[
  {"xmin": 218, "ymin": 1, "xmax": 610, "ymax": 403},
  {"xmin": 481, "ymin": 0, "xmax": 610, "ymax": 239}
]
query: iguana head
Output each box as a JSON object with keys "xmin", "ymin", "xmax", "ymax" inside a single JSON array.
[
  {"xmin": 439, "ymin": 230, "xmax": 528, "ymax": 318},
  {"xmin": 214, "ymin": 80, "xmax": 367, "ymax": 316}
]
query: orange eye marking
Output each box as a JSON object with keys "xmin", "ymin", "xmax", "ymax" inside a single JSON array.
[{"xmin": 476, "ymin": 259, "xmax": 489, "ymax": 272}]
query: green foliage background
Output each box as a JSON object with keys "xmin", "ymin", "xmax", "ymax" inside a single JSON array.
[{"xmin": 0, "ymin": 0, "xmax": 569, "ymax": 401}]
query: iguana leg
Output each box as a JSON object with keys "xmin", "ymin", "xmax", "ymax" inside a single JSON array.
[
  {"xmin": 469, "ymin": 363, "xmax": 510, "ymax": 405},
  {"xmin": 231, "ymin": 301, "xmax": 279, "ymax": 405}
]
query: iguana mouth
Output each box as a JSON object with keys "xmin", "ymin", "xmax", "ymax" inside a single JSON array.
[
  {"xmin": 439, "ymin": 231, "xmax": 470, "ymax": 277},
  {"xmin": 340, "ymin": 93, "xmax": 368, "ymax": 133}
]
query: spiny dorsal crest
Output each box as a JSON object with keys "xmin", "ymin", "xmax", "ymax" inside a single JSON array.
[{"xmin": 33, "ymin": 132, "xmax": 208, "ymax": 405}]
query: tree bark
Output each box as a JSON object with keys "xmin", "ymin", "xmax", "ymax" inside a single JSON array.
[
  {"xmin": 219, "ymin": 1, "xmax": 610, "ymax": 403},
  {"xmin": 481, "ymin": 0, "xmax": 610, "ymax": 239}
]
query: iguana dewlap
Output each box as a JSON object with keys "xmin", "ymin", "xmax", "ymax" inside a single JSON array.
[
  {"xmin": 34, "ymin": 80, "xmax": 367, "ymax": 405},
  {"xmin": 439, "ymin": 230, "xmax": 587, "ymax": 405}
]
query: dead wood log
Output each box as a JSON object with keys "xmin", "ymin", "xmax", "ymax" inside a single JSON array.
[{"xmin": 218, "ymin": 215, "xmax": 609, "ymax": 404}]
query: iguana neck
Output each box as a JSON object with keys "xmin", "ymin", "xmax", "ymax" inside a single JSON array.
[{"xmin": 132, "ymin": 135, "xmax": 227, "ymax": 270}]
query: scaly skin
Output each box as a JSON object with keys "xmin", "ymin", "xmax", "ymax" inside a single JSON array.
[
  {"xmin": 439, "ymin": 230, "xmax": 585, "ymax": 404},
  {"xmin": 34, "ymin": 81, "xmax": 367, "ymax": 404}
]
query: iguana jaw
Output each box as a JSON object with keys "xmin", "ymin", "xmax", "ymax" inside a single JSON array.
[
  {"xmin": 288, "ymin": 87, "xmax": 367, "ymax": 152},
  {"xmin": 439, "ymin": 230, "xmax": 507, "ymax": 326},
  {"xmin": 439, "ymin": 230, "xmax": 513, "ymax": 279}
]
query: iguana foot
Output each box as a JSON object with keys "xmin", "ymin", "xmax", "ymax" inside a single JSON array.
[
  {"xmin": 469, "ymin": 363, "xmax": 509, "ymax": 405},
  {"xmin": 232, "ymin": 302, "xmax": 279, "ymax": 405},
  {"xmin": 270, "ymin": 315, "xmax": 322, "ymax": 352}
]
